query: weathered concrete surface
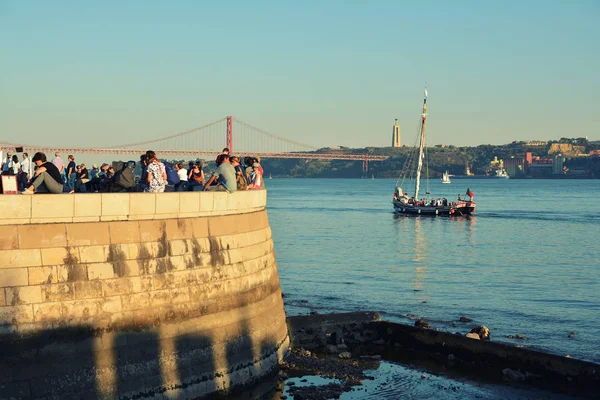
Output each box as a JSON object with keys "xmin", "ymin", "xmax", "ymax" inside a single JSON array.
[
  {"xmin": 0, "ymin": 191, "xmax": 289, "ymax": 399},
  {"xmin": 287, "ymin": 312, "xmax": 599, "ymax": 398}
]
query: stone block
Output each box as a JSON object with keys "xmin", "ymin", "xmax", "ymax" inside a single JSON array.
[
  {"xmin": 41, "ymin": 283, "xmax": 75, "ymax": 302},
  {"xmin": 138, "ymin": 220, "xmax": 165, "ymax": 242},
  {"xmin": 28, "ymin": 266, "xmax": 57, "ymax": 285},
  {"xmin": 168, "ymin": 255, "xmax": 187, "ymax": 271},
  {"xmin": 168, "ymin": 239, "xmax": 189, "ymax": 256},
  {"xmin": 192, "ymin": 217, "xmax": 209, "ymax": 238},
  {"xmin": 127, "ymin": 243, "xmax": 141, "ymax": 260},
  {"xmin": 123, "ymin": 260, "xmax": 140, "ymax": 277},
  {"xmin": 130, "ymin": 275, "xmax": 153, "ymax": 292},
  {"xmin": 129, "ymin": 193, "xmax": 156, "ymax": 216},
  {"xmin": 213, "ymin": 192, "xmax": 229, "ymax": 212},
  {"xmin": 170, "ymin": 287, "xmax": 190, "ymax": 304},
  {"xmin": 102, "ymin": 277, "xmax": 132, "ymax": 296},
  {"xmin": 179, "ymin": 192, "xmax": 200, "ymax": 214},
  {"xmin": 101, "ymin": 193, "xmax": 130, "ymax": 216},
  {"xmin": 73, "ymin": 280, "xmax": 103, "ymax": 299},
  {"xmin": 33, "ymin": 302, "xmax": 63, "ymax": 322},
  {"xmin": 226, "ymin": 192, "xmax": 243, "ymax": 212},
  {"xmin": 31, "ymin": 195, "xmax": 74, "ymax": 219},
  {"xmin": 0, "ymin": 267, "xmax": 29, "ymax": 287},
  {"xmin": 156, "ymin": 192, "xmax": 180, "ymax": 215},
  {"xmin": 0, "ymin": 226, "xmax": 18, "ymax": 250},
  {"xmin": 101, "ymin": 295, "xmax": 123, "ymax": 314},
  {"xmin": 0, "ymin": 194, "xmax": 31, "ymax": 219},
  {"xmin": 152, "ymin": 272, "xmax": 175, "ymax": 290},
  {"xmin": 165, "ymin": 219, "xmax": 193, "ymax": 240},
  {"xmin": 87, "ymin": 262, "xmax": 115, "ymax": 280},
  {"xmin": 0, "ymin": 249, "xmax": 42, "ymax": 268},
  {"xmin": 0, "ymin": 289, "xmax": 4, "ymax": 306},
  {"xmin": 5, "ymin": 285, "xmax": 42, "ymax": 305},
  {"xmin": 149, "ymin": 289, "xmax": 171, "ymax": 307},
  {"xmin": 199, "ymin": 192, "xmax": 214, "ymax": 213},
  {"xmin": 74, "ymin": 193, "xmax": 102, "ymax": 217},
  {"xmin": 0, "ymin": 304, "xmax": 34, "ymax": 324},
  {"xmin": 109, "ymin": 221, "xmax": 141, "ymax": 244},
  {"xmin": 56, "ymin": 263, "xmax": 88, "ymax": 283},
  {"xmin": 121, "ymin": 292, "xmax": 151, "ymax": 311},
  {"xmin": 78, "ymin": 245, "xmax": 109, "ymax": 263},
  {"xmin": 40, "ymin": 247, "xmax": 71, "ymax": 266},
  {"xmin": 66, "ymin": 222, "xmax": 110, "ymax": 246},
  {"xmin": 18, "ymin": 224, "xmax": 68, "ymax": 249},
  {"xmin": 62, "ymin": 298, "xmax": 102, "ymax": 319}
]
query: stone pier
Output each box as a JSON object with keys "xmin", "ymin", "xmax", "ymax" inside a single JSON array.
[{"xmin": 0, "ymin": 190, "xmax": 289, "ymax": 399}]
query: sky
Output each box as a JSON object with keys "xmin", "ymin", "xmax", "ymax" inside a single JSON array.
[{"xmin": 1, "ymin": 0, "xmax": 599, "ymax": 151}]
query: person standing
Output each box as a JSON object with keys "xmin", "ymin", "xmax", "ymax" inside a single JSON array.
[
  {"xmin": 22, "ymin": 152, "xmax": 63, "ymax": 194},
  {"xmin": 20, "ymin": 152, "xmax": 31, "ymax": 191},
  {"xmin": 51, "ymin": 152, "xmax": 65, "ymax": 177},
  {"xmin": 9, "ymin": 155, "xmax": 20, "ymax": 176},
  {"xmin": 144, "ymin": 150, "xmax": 166, "ymax": 193},
  {"xmin": 66, "ymin": 155, "xmax": 76, "ymax": 191},
  {"xmin": 1, "ymin": 149, "xmax": 12, "ymax": 174}
]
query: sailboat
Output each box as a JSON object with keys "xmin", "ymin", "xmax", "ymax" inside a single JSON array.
[
  {"xmin": 392, "ymin": 87, "xmax": 476, "ymax": 216},
  {"xmin": 441, "ymin": 170, "xmax": 451, "ymax": 184}
]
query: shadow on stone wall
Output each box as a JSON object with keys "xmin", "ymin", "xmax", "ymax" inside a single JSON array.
[{"xmin": 0, "ymin": 320, "xmax": 283, "ymax": 399}]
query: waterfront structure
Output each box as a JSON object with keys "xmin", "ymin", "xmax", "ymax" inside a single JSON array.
[
  {"xmin": 0, "ymin": 190, "xmax": 288, "ymax": 399},
  {"xmin": 392, "ymin": 119, "xmax": 401, "ymax": 147}
]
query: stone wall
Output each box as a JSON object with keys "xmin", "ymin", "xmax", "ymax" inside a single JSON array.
[{"xmin": 0, "ymin": 190, "xmax": 289, "ymax": 399}]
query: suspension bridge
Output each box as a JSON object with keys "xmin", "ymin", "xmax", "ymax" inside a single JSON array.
[{"xmin": 1, "ymin": 116, "xmax": 388, "ymax": 170}]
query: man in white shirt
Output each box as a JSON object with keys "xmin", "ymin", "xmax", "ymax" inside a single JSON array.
[{"xmin": 20, "ymin": 152, "xmax": 32, "ymax": 190}]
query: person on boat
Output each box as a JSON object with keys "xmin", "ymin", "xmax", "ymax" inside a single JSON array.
[
  {"xmin": 458, "ymin": 194, "xmax": 462, "ymax": 201},
  {"xmin": 442, "ymin": 198, "xmax": 448, "ymax": 206}
]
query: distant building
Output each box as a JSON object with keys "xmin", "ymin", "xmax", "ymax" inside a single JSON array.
[
  {"xmin": 392, "ymin": 119, "xmax": 401, "ymax": 147},
  {"xmin": 525, "ymin": 140, "xmax": 547, "ymax": 146}
]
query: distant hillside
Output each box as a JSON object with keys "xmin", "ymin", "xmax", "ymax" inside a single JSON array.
[{"xmin": 260, "ymin": 138, "xmax": 600, "ymax": 178}]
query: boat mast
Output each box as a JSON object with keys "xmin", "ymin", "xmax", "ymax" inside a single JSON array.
[{"xmin": 414, "ymin": 86, "xmax": 428, "ymax": 200}]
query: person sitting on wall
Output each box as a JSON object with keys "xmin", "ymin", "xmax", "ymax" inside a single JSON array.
[
  {"xmin": 187, "ymin": 161, "xmax": 204, "ymax": 191},
  {"xmin": 21, "ymin": 152, "xmax": 64, "ymax": 194},
  {"xmin": 204, "ymin": 154, "xmax": 237, "ymax": 192}
]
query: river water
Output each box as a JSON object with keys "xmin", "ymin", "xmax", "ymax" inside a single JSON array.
[{"xmin": 266, "ymin": 178, "xmax": 600, "ymax": 364}]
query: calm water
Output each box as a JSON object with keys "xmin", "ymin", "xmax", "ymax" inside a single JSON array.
[{"xmin": 266, "ymin": 178, "xmax": 600, "ymax": 363}]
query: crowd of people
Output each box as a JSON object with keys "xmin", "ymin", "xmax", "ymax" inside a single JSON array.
[{"xmin": 0, "ymin": 146, "xmax": 264, "ymax": 195}]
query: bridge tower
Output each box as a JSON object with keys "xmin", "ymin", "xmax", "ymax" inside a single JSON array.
[{"xmin": 226, "ymin": 116, "xmax": 233, "ymax": 153}]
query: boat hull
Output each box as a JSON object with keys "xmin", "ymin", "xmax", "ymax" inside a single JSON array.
[{"xmin": 392, "ymin": 199, "xmax": 475, "ymax": 216}]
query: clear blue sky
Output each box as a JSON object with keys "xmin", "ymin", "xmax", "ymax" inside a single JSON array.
[{"xmin": 1, "ymin": 0, "xmax": 599, "ymax": 149}]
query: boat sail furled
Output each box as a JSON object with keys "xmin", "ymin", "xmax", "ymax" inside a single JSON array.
[{"xmin": 392, "ymin": 87, "xmax": 476, "ymax": 216}]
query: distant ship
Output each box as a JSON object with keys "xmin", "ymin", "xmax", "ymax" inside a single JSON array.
[
  {"xmin": 441, "ymin": 170, "xmax": 451, "ymax": 184},
  {"xmin": 495, "ymin": 168, "xmax": 509, "ymax": 179}
]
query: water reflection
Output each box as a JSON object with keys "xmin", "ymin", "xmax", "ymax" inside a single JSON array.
[
  {"xmin": 412, "ymin": 218, "xmax": 428, "ymax": 303},
  {"xmin": 393, "ymin": 215, "xmax": 430, "ymax": 302}
]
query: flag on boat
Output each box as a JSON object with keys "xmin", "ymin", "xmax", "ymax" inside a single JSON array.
[{"xmin": 466, "ymin": 188, "xmax": 474, "ymax": 198}]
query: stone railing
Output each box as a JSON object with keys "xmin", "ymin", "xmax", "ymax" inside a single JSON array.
[{"xmin": 0, "ymin": 190, "xmax": 289, "ymax": 399}]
